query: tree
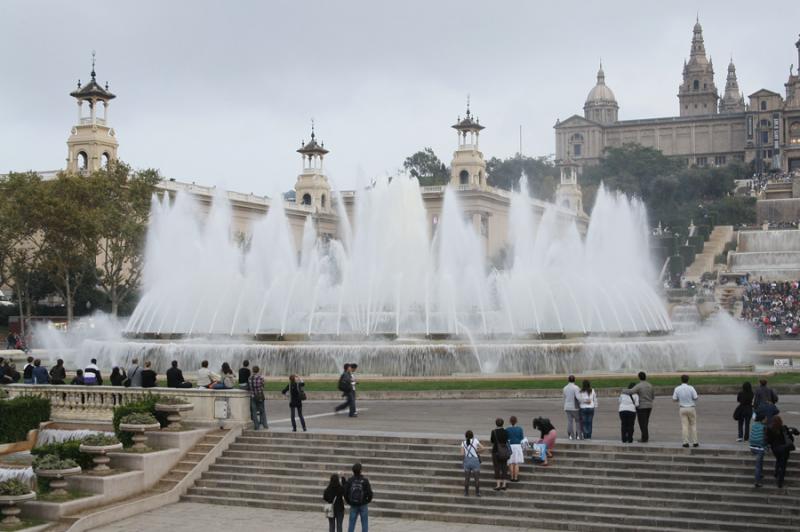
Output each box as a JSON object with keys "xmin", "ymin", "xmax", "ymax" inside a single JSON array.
[
  {"xmin": 486, "ymin": 154, "xmax": 558, "ymax": 201},
  {"xmin": 93, "ymin": 162, "xmax": 160, "ymax": 315},
  {"xmin": 403, "ymin": 148, "xmax": 449, "ymax": 186}
]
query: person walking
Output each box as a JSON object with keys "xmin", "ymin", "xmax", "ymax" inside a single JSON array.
[
  {"xmin": 490, "ymin": 418, "xmax": 510, "ymax": 491},
  {"xmin": 749, "ymin": 411, "xmax": 767, "ymax": 488},
  {"xmin": 766, "ymin": 415, "xmax": 799, "ymax": 489},
  {"xmin": 141, "ymin": 360, "xmax": 157, "ymax": 388},
  {"xmin": 323, "ymin": 473, "xmax": 346, "ymax": 532},
  {"xmin": 506, "ymin": 416, "xmax": 524, "ymax": 482},
  {"xmin": 48, "ymin": 359, "xmax": 66, "ymax": 385},
  {"xmin": 672, "ymin": 374, "xmax": 699, "ymax": 448},
  {"xmin": 562, "ymin": 374, "xmax": 582, "ymax": 439},
  {"xmin": 618, "ymin": 383, "xmax": 639, "ymax": 443},
  {"xmin": 625, "ymin": 371, "xmax": 654, "ymax": 443},
  {"xmin": 753, "ymin": 378, "xmax": 779, "ymax": 411},
  {"xmin": 281, "ymin": 374, "xmax": 307, "ymax": 432},
  {"xmin": 349, "ymin": 363, "xmax": 359, "ymax": 415},
  {"xmin": 248, "ymin": 365, "xmax": 268, "ymax": 430},
  {"xmin": 334, "ymin": 364, "xmax": 356, "ymax": 417},
  {"xmin": 211, "ymin": 362, "xmax": 235, "ymax": 389},
  {"xmin": 126, "ymin": 358, "xmax": 142, "ymax": 387},
  {"xmin": 32, "ymin": 359, "xmax": 49, "ymax": 384},
  {"xmin": 461, "ymin": 430, "xmax": 482, "ymax": 496},
  {"xmin": 344, "ymin": 463, "xmax": 373, "ymax": 532},
  {"xmin": 166, "ymin": 360, "xmax": 193, "ymax": 388},
  {"xmin": 735, "ymin": 381, "xmax": 754, "ymax": 442},
  {"xmin": 579, "ymin": 380, "xmax": 597, "ymax": 439}
]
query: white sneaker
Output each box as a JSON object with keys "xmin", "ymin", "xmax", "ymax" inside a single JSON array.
[{"xmin": 569, "ymin": 435, "xmax": 574, "ymax": 440}]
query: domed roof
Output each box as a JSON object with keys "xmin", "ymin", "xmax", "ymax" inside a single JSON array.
[{"xmin": 585, "ymin": 64, "xmax": 617, "ymax": 105}]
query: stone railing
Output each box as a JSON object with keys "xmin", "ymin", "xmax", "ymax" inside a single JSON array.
[{"xmin": 2, "ymin": 385, "xmax": 251, "ymax": 427}]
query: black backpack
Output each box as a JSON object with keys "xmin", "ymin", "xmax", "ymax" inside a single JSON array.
[
  {"xmin": 348, "ymin": 477, "xmax": 365, "ymax": 506},
  {"xmin": 338, "ymin": 373, "xmax": 350, "ymax": 393}
]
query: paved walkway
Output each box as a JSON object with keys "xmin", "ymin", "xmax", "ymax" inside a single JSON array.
[{"xmin": 91, "ymin": 502, "xmax": 534, "ymax": 532}]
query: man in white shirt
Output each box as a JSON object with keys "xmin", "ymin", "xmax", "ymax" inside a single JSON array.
[
  {"xmin": 672, "ymin": 374, "xmax": 699, "ymax": 447},
  {"xmin": 197, "ymin": 360, "xmax": 220, "ymax": 389},
  {"xmin": 562, "ymin": 375, "xmax": 582, "ymax": 440}
]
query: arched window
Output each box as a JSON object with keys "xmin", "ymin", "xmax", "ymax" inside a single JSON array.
[
  {"xmin": 77, "ymin": 151, "xmax": 88, "ymax": 171},
  {"xmin": 301, "ymin": 193, "xmax": 312, "ymax": 205},
  {"xmin": 101, "ymin": 152, "xmax": 110, "ymax": 168},
  {"xmin": 320, "ymin": 194, "xmax": 326, "ymax": 208},
  {"xmin": 760, "ymin": 101, "xmax": 767, "ymax": 111},
  {"xmin": 790, "ymin": 122, "xmax": 800, "ymax": 145},
  {"xmin": 459, "ymin": 170, "xmax": 469, "ymax": 185},
  {"xmin": 692, "ymin": 80, "xmax": 699, "ymax": 90}
]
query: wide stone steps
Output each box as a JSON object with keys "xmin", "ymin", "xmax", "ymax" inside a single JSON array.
[{"xmin": 184, "ymin": 431, "xmax": 799, "ymax": 530}]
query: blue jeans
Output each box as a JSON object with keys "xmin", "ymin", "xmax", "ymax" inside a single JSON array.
[
  {"xmin": 250, "ymin": 397, "xmax": 267, "ymax": 429},
  {"xmin": 348, "ymin": 504, "xmax": 368, "ymax": 532},
  {"xmin": 580, "ymin": 408, "xmax": 595, "ymax": 439},
  {"xmin": 751, "ymin": 447, "xmax": 765, "ymax": 482}
]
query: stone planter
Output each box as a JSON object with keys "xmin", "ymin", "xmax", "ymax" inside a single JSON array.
[
  {"xmin": 155, "ymin": 402, "xmax": 194, "ymax": 430},
  {"xmin": 119, "ymin": 423, "xmax": 161, "ymax": 451},
  {"xmin": 78, "ymin": 443, "xmax": 123, "ymax": 472},
  {"xmin": 0, "ymin": 492, "xmax": 36, "ymax": 526},
  {"xmin": 34, "ymin": 466, "xmax": 82, "ymax": 497}
]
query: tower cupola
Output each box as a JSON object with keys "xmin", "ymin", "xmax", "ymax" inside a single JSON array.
[
  {"xmin": 449, "ymin": 97, "xmax": 487, "ymax": 188},
  {"xmin": 294, "ymin": 121, "xmax": 332, "ymax": 213}
]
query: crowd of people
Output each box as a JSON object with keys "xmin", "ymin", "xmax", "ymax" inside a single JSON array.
[{"xmin": 740, "ymin": 280, "xmax": 800, "ymax": 340}]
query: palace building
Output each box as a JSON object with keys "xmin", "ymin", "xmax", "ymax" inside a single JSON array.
[{"xmin": 554, "ymin": 21, "xmax": 800, "ymax": 174}]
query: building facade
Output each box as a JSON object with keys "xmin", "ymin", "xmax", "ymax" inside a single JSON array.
[{"xmin": 555, "ymin": 22, "xmax": 800, "ymax": 174}]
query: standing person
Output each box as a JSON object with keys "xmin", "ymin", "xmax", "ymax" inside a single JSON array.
[
  {"xmin": 248, "ymin": 365, "xmax": 268, "ymax": 430},
  {"xmin": 323, "ymin": 473, "xmax": 346, "ymax": 532},
  {"xmin": 22, "ymin": 356, "xmax": 34, "ymax": 384},
  {"xmin": 766, "ymin": 415, "xmax": 799, "ymax": 488},
  {"xmin": 562, "ymin": 375, "xmax": 582, "ymax": 440},
  {"xmin": 349, "ymin": 363, "xmax": 359, "ymax": 414},
  {"xmin": 505, "ymin": 416, "xmax": 524, "ymax": 482},
  {"xmin": 197, "ymin": 360, "xmax": 220, "ymax": 388},
  {"xmin": 109, "ymin": 366, "xmax": 126, "ymax": 386},
  {"xmin": 126, "ymin": 358, "xmax": 142, "ymax": 387},
  {"xmin": 84, "ymin": 359, "xmax": 102, "ymax": 385},
  {"xmin": 618, "ymin": 383, "xmax": 639, "ymax": 443},
  {"xmin": 6, "ymin": 332, "xmax": 15, "ymax": 350},
  {"xmin": 579, "ymin": 380, "xmax": 597, "ymax": 439},
  {"xmin": 461, "ymin": 430, "xmax": 482, "ymax": 497},
  {"xmin": 490, "ymin": 418, "xmax": 510, "ymax": 491},
  {"xmin": 281, "ymin": 374, "xmax": 307, "ymax": 432},
  {"xmin": 672, "ymin": 374, "xmax": 699, "ymax": 448},
  {"xmin": 32, "ymin": 359, "xmax": 49, "ymax": 384},
  {"xmin": 166, "ymin": 360, "xmax": 193, "ymax": 388},
  {"xmin": 238, "ymin": 360, "xmax": 251, "ymax": 388},
  {"xmin": 344, "ymin": 463, "xmax": 373, "ymax": 532},
  {"xmin": 141, "ymin": 360, "xmax": 157, "ymax": 388},
  {"xmin": 334, "ymin": 364, "xmax": 356, "ymax": 417},
  {"xmin": 753, "ymin": 378, "xmax": 779, "ymax": 418},
  {"xmin": 48, "ymin": 359, "xmax": 66, "ymax": 385},
  {"xmin": 736, "ymin": 381, "xmax": 754, "ymax": 442},
  {"xmin": 625, "ymin": 371, "xmax": 654, "ymax": 443},
  {"xmin": 211, "ymin": 362, "xmax": 235, "ymax": 389},
  {"xmin": 749, "ymin": 412, "xmax": 767, "ymax": 488}
]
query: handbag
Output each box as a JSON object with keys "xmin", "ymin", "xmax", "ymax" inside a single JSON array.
[
  {"xmin": 323, "ymin": 503, "xmax": 334, "ymax": 518},
  {"xmin": 733, "ymin": 404, "xmax": 743, "ymax": 421}
]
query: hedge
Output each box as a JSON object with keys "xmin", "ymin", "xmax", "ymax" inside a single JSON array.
[
  {"xmin": 0, "ymin": 396, "xmax": 51, "ymax": 444},
  {"xmin": 112, "ymin": 396, "xmax": 168, "ymax": 447}
]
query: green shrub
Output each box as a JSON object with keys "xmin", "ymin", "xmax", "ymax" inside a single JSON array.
[
  {"xmin": 112, "ymin": 396, "xmax": 167, "ymax": 447},
  {"xmin": 0, "ymin": 396, "xmax": 51, "ymax": 444},
  {"xmin": 31, "ymin": 440, "xmax": 94, "ymax": 470},
  {"xmin": 80, "ymin": 434, "xmax": 120, "ymax": 447},
  {"xmin": 120, "ymin": 412, "xmax": 158, "ymax": 425},
  {"xmin": 33, "ymin": 454, "xmax": 79, "ymax": 471},
  {"xmin": 0, "ymin": 478, "xmax": 31, "ymax": 496}
]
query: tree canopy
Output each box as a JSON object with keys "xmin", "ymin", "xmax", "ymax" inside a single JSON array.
[
  {"xmin": 486, "ymin": 154, "xmax": 557, "ymax": 201},
  {"xmin": 403, "ymin": 148, "xmax": 449, "ymax": 186}
]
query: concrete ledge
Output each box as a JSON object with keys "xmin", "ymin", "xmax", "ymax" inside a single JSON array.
[
  {"xmin": 145, "ymin": 429, "xmax": 207, "ymax": 455},
  {"xmin": 67, "ymin": 470, "xmax": 144, "ymax": 500},
  {"xmin": 22, "ymin": 494, "xmax": 104, "ymax": 521},
  {"xmin": 108, "ymin": 449, "xmax": 181, "ymax": 488}
]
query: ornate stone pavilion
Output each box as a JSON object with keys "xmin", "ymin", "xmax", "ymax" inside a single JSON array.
[{"xmin": 555, "ymin": 20, "xmax": 800, "ymax": 173}]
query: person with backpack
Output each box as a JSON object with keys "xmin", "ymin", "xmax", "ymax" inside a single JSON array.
[
  {"xmin": 461, "ymin": 429, "xmax": 483, "ymax": 497},
  {"xmin": 766, "ymin": 415, "xmax": 799, "ymax": 488},
  {"xmin": 334, "ymin": 364, "xmax": 356, "ymax": 417},
  {"xmin": 323, "ymin": 472, "xmax": 346, "ymax": 532},
  {"xmin": 490, "ymin": 417, "xmax": 510, "ymax": 491},
  {"xmin": 281, "ymin": 374, "xmax": 307, "ymax": 432},
  {"xmin": 343, "ymin": 462, "xmax": 373, "ymax": 532}
]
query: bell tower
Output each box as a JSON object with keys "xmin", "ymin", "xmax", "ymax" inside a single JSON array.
[
  {"xmin": 678, "ymin": 18, "xmax": 719, "ymax": 117},
  {"xmin": 450, "ymin": 97, "xmax": 487, "ymax": 188},
  {"xmin": 66, "ymin": 52, "xmax": 118, "ymax": 174},
  {"xmin": 294, "ymin": 121, "xmax": 332, "ymax": 213},
  {"xmin": 556, "ymin": 157, "xmax": 584, "ymax": 214}
]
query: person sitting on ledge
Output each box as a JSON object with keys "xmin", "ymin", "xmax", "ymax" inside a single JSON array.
[
  {"xmin": 32, "ymin": 359, "xmax": 49, "ymax": 384},
  {"xmin": 49, "ymin": 358, "xmax": 66, "ymax": 385},
  {"xmin": 238, "ymin": 360, "xmax": 251, "ymax": 389},
  {"xmin": 167, "ymin": 360, "xmax": 193, "ymax": 389},
  {"xmin": 197, "ymin": 360, "xmax": 220, "ymax": 389},
  {"xmin": 212, "ymin": 362, "xmax": 235, "ymax": 390},
  {"xmin": 85, "ymin": 358, "xmax": 102, "ymax": 385},
  {"xmin": 141, "ymin": 360, "xmax": 157, "ymax": 388},
  {"xmin": 109, "ymin": 366, "xmax": 126, "ymax": 386},
  {"xmin": 71, "ymin": 369, "xmax": 85, "ymax": 385}
]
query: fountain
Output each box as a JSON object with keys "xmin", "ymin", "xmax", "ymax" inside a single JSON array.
[{"xmin": 54, "ymin": 176, "xmax": 752, "ymax": 375}]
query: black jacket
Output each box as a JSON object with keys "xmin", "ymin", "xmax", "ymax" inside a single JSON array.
[
  {"xmin": 166, "ymin": 367, "xmax": 186, "ymax": 388},
  {"xmin": 238, "ymin": 367, "xmax": 251, "ymax": 385},
  {"xmin": 490, "ymin": 427, "xmax": 508, "ymax": 453},
  {"xmin": 141, "ymin": 369, "xmax": 157, "ymax": 388},
  {"xmin": 343, "ymin": 475, "xmax": 373, "ymax": 506},
  {"xmin": 281, "ymin": 381, "xmax": 305, "ymax": 407},
  {"xmin": 323, "ymin": 481, "xmax": 345, "ymax": 516}
]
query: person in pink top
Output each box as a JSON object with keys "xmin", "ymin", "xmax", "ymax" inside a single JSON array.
[{"xmin": 533, "ymin": 417, "xmax": 557, "ymax": 465}]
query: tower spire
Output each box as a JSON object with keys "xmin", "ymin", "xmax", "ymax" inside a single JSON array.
[{"xmin": 91, "ymin": 50, "xmax": 96, "ymax": 80}]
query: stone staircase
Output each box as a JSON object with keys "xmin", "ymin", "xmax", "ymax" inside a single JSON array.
[
  {"xmin": 685, "ymin": 225, "xmax": 734, "ymax": 281},
  {"xmin": 717, "ymin": 285, "xmax": 743, "ymax": 316},
  {"xmin": 182, "ymin": 431, "xmax": 799, "ymax": 531}
]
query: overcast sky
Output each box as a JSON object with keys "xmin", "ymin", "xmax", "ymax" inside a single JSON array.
[{"xmin": 1, "ymin": 0, "xmax": 798, "ymax": 196}]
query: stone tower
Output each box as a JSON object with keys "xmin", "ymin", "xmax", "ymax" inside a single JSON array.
[
  {"xmin": 719, "ymin": 59, "xmax": 745, "ymax": 113},
  {"xmin": 678, "ymin": 19, "xmax": 719, "ymax": 117},
  {"xmin": 66, "ymin": 53, "xmax": 118, "ymax": 174},
  {"xmin": 556, "ymin": 157, "xmax": 584, "ymax": 214},
  {"xmin": 450, "ymin": 99, "xmax": 487, "ymax": 187},
  {"xmin": 583, "ymin": 63, "xmax": 619, "ymax": 124},
  {"xmin": 294, "ymin": 122, "xmax": 332, "ymax": 213}
]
